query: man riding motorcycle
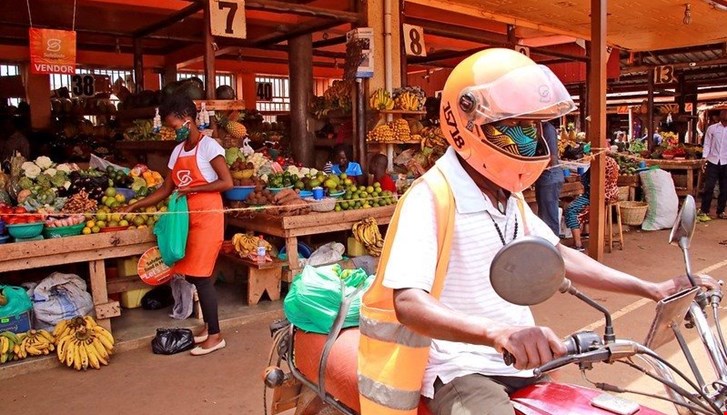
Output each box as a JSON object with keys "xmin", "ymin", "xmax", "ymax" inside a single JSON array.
[{"xmin": 357, "ymin": 48, "xmax": 716, "ymax": 415}]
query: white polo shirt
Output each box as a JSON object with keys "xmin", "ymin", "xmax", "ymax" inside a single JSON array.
[
  {"xmin": 382, "ymin": 147, "xmax": 560, "ymax": 398},
  {"xmin": 703, "ymin": 122, "xmax": 727, "ymax": 166}
]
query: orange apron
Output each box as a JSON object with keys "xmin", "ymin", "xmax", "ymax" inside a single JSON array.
[{"xmin": 170, "ymin": 140, "xmax": 224, "ymax": 277}]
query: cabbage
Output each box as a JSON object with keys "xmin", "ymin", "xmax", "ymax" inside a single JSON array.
[
  {"xmin": 225, "ymin": 147, "xmax": 242, "ymax": 165},
  {"xmin": 35, "ymin": 156, "xmax": 53, "ymax": 170},
  {"xmin": 36, "ymin": 173, "xmax": 52, "ymax": 189},
  {"xmin": 56, "ymin": 164, "xmax": 72, "ymax": 173},
  {"xmin": 51, "ymin": 171, "xmax": 68, "ymax": 188},
  {"xmin": 22, "ymin": 163, "xmax": 41, "ymax": 179},
  {"xmin": 18, "ymin": 177, "xmax": 34, "ymax": 190},
  {"xmin": 44, "ymin": 168, "xmax": 57, "ymax": 177}
]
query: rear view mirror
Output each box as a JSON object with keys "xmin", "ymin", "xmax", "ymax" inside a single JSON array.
[
  {"xmin": 490, "ymin": 236, "xmax": 565, "ymax": 306},
  {"xmin": 669, "ymin": 195, "xmax": 697, "ymax": 250}
]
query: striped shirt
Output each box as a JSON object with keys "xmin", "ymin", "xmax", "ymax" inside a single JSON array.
[{"xmin": 382, "ymin": 147, "xmax": 560, "ymax": 398}]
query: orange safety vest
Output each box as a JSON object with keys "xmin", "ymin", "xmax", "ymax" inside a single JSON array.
[{"xmin": 357, "ymin": 166, "xmax": 530, "ymax": 415}]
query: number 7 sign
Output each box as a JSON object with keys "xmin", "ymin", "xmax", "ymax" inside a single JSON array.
[{"xmin": 209, "ymin": 0, "xmax": 247, "ymax": 39}]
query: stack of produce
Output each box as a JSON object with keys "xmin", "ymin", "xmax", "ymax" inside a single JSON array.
[
  {"xmin": 231, "ymin": 233, "xmax": 273, "ymax": 258},
  {"xmin": 612, "ymin": 153, "xmax": 640, "ymax": 176},
  {"xmin": 228, "ymin": 158, "xmax": 256, "ymax": 187},
  {"xmin": 392, "ymin": 87, "xmax": 426, "ymax": 111},
  {"xmin": 391, "ymin": 119, "xmax": 411, "ymax": 142},
  {"xmin": 311, "ymin": 80, "xmax": 353, "ymax": 118},
  {"xmin": 15, "ymin": 329, "xmax": 55, "ymax": 358},
  {"xmin": 12, "ymin": 157, "xmax": 74, "ymax": 211},
  {"xmin": 367, "ymin": 119, "xmax": 421, "ymax": 143},
  {"xmin": 352, "ymin": 217, "xmax": 385, "ymax": 256},
  {"xmin": 246, "ymin": 188, "xmax": 275, "ymax": 206},
  {"xmin": 336, "ymin": 182, "xmax": 397, "ymax": 211},
  {"xmin": 54, "ymin": 316, "xmax": 114, "ymax": 370},
  {"xmin": 367, "ymin": 124, "xmax": 396, "ymax": 143},
  {"xmin": 0, "ymin": 331, "xmax": 22, "ymax": 363},
  {"xmin": 369, "ymin": 88, "xmax": 395, "ymax": 111},
  {"xmin": 273, "ymin": 188, "xmax": 310, "ymax": 216}
]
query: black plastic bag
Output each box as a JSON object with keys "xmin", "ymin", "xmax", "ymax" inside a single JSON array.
[
  {"xmin": 151, "ymin": 328, "xmax": 195, "ymax": 355},
  {"xmin": 141, "ymin": 285, "xmax": 174, "ymax": 310}
]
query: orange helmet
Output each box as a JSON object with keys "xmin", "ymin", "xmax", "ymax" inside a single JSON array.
[{"xmin": 440, "ymin": 48, "xmax": 576, "ymax": 193}]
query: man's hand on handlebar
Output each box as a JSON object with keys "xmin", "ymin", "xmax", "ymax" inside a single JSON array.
[
  {"xmin": 491, "ymin": 326, "xmax": 567, "ymax": 370},
  {"xmin": 651, "ymin": 274, "xmax": 719, "ymax": 301}
]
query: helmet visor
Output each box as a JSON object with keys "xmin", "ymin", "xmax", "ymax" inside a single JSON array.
[
  {"xmin": 462, "ymin": 65, "xmax": 576, "ymax": 125},
  {"xmin": 482, "ymin": 121, "xmax": 550, "ymax": 161}
]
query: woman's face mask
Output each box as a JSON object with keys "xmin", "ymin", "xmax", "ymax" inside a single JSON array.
[{"xmin": 175, "ymin": 120, "xmax": 191, "ymax": 142}]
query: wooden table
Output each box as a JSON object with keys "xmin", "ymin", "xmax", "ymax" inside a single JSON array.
[
  {"xmin": 226, "ymin": 205, "xmax": 396, "ymax": 281},
  {"xmin": 522, "ymin": 181, "xmax": 585, "ymax": 204},
  {"xmin": 644, "ymin": 159, "xmax": 703, "ymax": 198},
  {"xmin": 0, "ymin": 229, "xmax": 156, "ymax": 332}
]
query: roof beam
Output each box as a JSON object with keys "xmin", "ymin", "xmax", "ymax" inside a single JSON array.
[
  {"xmin": 134, "ymin": 1, "xmax": 203, "ymax": 37},
  {"xmin": 623, "ymin": 58, "xmax": 727, "ymax": 74},
  {"xmin": 313, "ymin": 35, "xmax": 347, "ymax": 48},
  {"xmin": 245, "ymin": 0, "xmax": 359, "ymax": 22},
  {"xmin": 254, "ymin": 19, "xmax": 346, "ymax": 47}
]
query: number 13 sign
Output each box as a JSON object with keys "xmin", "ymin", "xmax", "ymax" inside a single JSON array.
[{"xmin": 209, "ymin": 0, "xmax": 246, "ymax": 39}]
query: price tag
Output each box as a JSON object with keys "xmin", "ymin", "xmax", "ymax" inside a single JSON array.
[
  {"xmin": 514, "ymin": 45, "xmax": 530, "ymax": 57},
  {"xmin": 209, "ymin": 0, "xmax": 247, "ymax": 39},
  {"xmin": 256, "ymin": 82, "xmax": 273, "ymax": 101},
  {"xmin": 654, "ymin": 65, "xmax": 676, "ymax": 85},
  {"xmin": 71, "ymin": 74, "xmax": 96, "ymax": 97},
  {"xmin": 402, "ymin": 24, "xmax": 427, "ymax": 57}
]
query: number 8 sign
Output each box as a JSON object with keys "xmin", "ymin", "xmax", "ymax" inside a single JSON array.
[{"xmin": 402, "ymin": 24, "xmax": 427, "ymax": 57}]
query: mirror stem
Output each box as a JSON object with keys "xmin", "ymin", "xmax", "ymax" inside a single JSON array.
[
  {"xmin": 560, "ymin": 280, "xmax": 615, "ymax": 343},
  {"xmin": 682, "ymin": 247, "xmax": 708, "ymax": 311}
]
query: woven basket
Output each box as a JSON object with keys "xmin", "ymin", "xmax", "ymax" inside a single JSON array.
[
  {"xmin": 617, "ymin": 186, "xmax": 630, "ymax": 202},
  {"xmin": 620, "ymin": 201, "xmax": 649, "ymax": 226}
]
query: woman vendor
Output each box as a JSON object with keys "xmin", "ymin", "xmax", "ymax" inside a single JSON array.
[
  {"xmin": 563, "ymin": 155, "xmax": 619, "ymax": 251},
  {"xmin": 124, "ymin": 93, "xmax": 233, "ymax": 356}
]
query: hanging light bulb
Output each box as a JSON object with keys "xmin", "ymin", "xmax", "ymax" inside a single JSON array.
[
  {"xmin": 683, "ymin": 3, "xmax": 692, "ymax": 25},
  {"xmin": 115, "ymin": 39, "xmax": 121, "ymax": 54}
]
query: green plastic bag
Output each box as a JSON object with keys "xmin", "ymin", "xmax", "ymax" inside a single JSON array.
[
  {"xmin": 284, "ymin": 264, "xmax": 373, "ymax": 334},
  {"xmin": 153, "ymin": 192, "xmax": 189, "ymax": 266},
  {"xmin": 0, "ymin": 285, "xmax": 32, "ymax": 318}
]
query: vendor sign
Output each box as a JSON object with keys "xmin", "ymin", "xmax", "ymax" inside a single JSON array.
[
  {"xmin": 137, "ymin": 247, "xmax": 173, "ymax": 286},
  {"xmin": 29, "ymin": 28, "xmax": 76, "ymax": 75}
]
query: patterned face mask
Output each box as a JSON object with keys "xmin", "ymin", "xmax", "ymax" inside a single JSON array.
[
  {"xmin": 482, "ymin": 123, "xmax": 539, "ymax": 157},
  {"xmin": 175, "ymin": 120, "xmax": 191, "ymax": 142}
]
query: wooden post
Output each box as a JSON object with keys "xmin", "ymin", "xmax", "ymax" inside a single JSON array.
[
  {"xmin": 578, "ymin": 82, "xmax": 587, "ymax": 131},
  {"xmin": 355, "ymin": 79, "xmax": 367, "ymax": 173},
  {"xmin": 677, "ymin": 73, "xmax": 686, "ymax": 143},
  {"xmin": 399, "ymin": 0, "xmax": 408, "ymax": 88},
  {"xmin": 133, "ymin": 38, "xmax": 144, "ymax": 93},
  {"xmin": 288, "ymin": 33, "xmax": 315, "ymax": 166},
  {"xmin": 647, "ymin": 67, "xmax": 655, "ymax": 152},
  {"xmin": 203, "ymin": 1, "xmax": 216, "ymax": 99},
  {"xmin": 587, "ymin": 0, "xmax": 607, "ymax": 261},
  {"xmin": 163, "ymin": 62, "xmax": 178, "ymax": 87}
]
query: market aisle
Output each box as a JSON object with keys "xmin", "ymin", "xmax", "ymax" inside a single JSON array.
[{"xmin": 5, "ymin": 220, "xmax": 727, "ymax": 414}]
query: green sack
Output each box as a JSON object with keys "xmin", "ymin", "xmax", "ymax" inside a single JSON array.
[
  {"xmin": 0, "ymin": 285, "xmax": 32, "ymax": 318},
  {"xmin": 284, "ymin": 264, "xmax": 373, "ymax": 334},
  {"xmin": 153, "ymin": 192, "xmax": 189, "ymax": 266}
]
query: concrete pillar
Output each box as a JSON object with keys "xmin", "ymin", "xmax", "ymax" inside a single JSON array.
[
  {"xmin": 364, "ymin": 0, "xmax": 402, "ymax": 94},
  {"xmin": 288, "ymin": 34, "xmax": 315, "ymax": 166},
  {"xmin": 163, "ymin": 63, "xmax": 178, "ymax": 87}
]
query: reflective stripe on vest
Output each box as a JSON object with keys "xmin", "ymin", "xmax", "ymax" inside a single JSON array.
[
  {"xmin": 358, "ymin": 374, "xmax": 422, "ymax": 411},
  {"xmin": 359, "ymin": 315, "xmax": 432, "ymax": 348},
  {"xmin": 358, "ymin": 167, "xmax": 455, "ymax": 415}
]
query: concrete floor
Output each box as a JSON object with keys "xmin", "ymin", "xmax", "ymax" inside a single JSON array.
[{"xmin": 3, "ymin": 218, "xmax": 727, "ymax": 414}]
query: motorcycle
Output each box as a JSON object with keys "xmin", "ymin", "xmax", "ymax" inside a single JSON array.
[{"xmin": 264, "ymin": 195, "xmax": 727, "ymax": 415}]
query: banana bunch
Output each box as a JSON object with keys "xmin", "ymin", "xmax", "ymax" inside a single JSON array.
[
  {"xmin": 367, "ymin": 124, "xmax": 396, "ymax": 143},
  {"xmin": 232, "ymin": 233, "xmax": 272, "ymax": 257},
  {"xmin": 0, "ymin": 331, "xmax": 21, "ymax": 363},
  {"xmin": 352, "ymin": 217, "xmax": 384, "ymax": 257},
  {"xmin": 369, "ymin": 88, "xmax": 394, "ymax": 111},
  {"xmin": 391, "ymin": 119, "xmax": 411, "ymax": 142},
  {"xmin": 16, "ymin": 329, "xmax": 55, "ymax": 359},
  {"xmin": 420, "ymin": 127, "xmax": 448, "ymax": 150},
  {"xmin": 56, "ymin": 316, "xmax": 114, "ymax": 371},
  {"xmin": 394, "ymin": 92, "xmax": 423, "ymax": 112}
]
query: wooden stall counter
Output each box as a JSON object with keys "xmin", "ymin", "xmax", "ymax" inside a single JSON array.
[
  {"xmin": 0, "ymin": 229, "xmax": 156, "ymax": 332},
  {"xmin": 226, "ymin": 205, "xmax": 396, "ymax": 282},
  {"xmin": 644, "ymin": 158, "xmax": 703, "ymax": 198}
]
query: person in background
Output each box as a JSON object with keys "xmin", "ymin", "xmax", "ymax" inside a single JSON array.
[
  {"xmin": 0, "ymin": 114, "xmax": 30, "ymax": 162},
  {"xmin": 563, "ymin": 155, "xmax": 620, "ymax": 251},
  {"xmin": 124, "ymin": 93, "xmax": 233, "ymax": 356},
  {"xmin": 699, "ymin": 109, "xmax": 727, "ymax": 221},
  {"xmin": 369, "ymin": 153, "xmax": 397, "ymax": 193},
  {"xmin": 330, "ymin": 144, "xmax": 363, "ymax": 183},
  {"xmin": 534, "ymin": 121, "xmax": 564, "ymax": 235}
]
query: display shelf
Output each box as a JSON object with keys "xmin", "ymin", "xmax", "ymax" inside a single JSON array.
[
  {"xmin": 367, "ymin": 140, "xmax": 421, "ymax": 145},
  {"xmin": 194, "ymin": 100, "xmax": 245, "ymax": 111},
  {"xmin": 314, "ymin": 138, "xmax": 353, "ymax": 148},
  {"xmin": 115, "ymin": 107, "xmax": 157, "ymax": 122}
]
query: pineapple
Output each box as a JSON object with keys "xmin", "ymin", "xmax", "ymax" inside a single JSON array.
[{"xmin": 216, "ymin": 113, "xmax": 248, "ymax": 139}]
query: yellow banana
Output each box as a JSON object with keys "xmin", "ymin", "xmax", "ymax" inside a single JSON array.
[
  {"xmin": 78, "ymin": 342, "xmax": 89, "ymax": 370},
  {"xmin": 86, "ymin": 343, "xmax": 100, "ymax": 370},
  {"xmin": 73, "ymin": 342, "xmax": 82, "ymax": 370},
  {"xmin": 57, "ymin": 335, "xmax": 70, "ymax": 362},
  {"xmin": 65, "ymin": 342, "xmax": 75, "ymax": 367},
  {"xmin": 93, "ymin": 326, "xmax": 115, "ymax": 348},
  {"xmin": 83, "ymin": 316, "xmax": 97, "ymax": 328},
  {"xmin": 53, "ymin": 320, "xmax": 68, "ymax": 337},
  {"xmin": 39, "ymin": 330, "xmax": 55, "ymax": 343},
  {"xmin": 91, "ymin": 337, "xmax": 109, "ymax": 360},
  {"xmin": 0, "ymin": 337, "xmax": 7, "ymax": 355}
]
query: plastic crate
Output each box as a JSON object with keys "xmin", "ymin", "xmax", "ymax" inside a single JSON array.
[
  {"xmin": 121, "ymin": 287, "xmax": 153, "ymax": 309},
  {"xmin": 0, "ymin": 310, "xmax": 32, "ymax": 334}
]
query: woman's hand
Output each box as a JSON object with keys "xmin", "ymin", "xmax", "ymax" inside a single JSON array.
[{"xmin": 120, "ymin": 204, "xmax": 137, "ymax": 214}]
